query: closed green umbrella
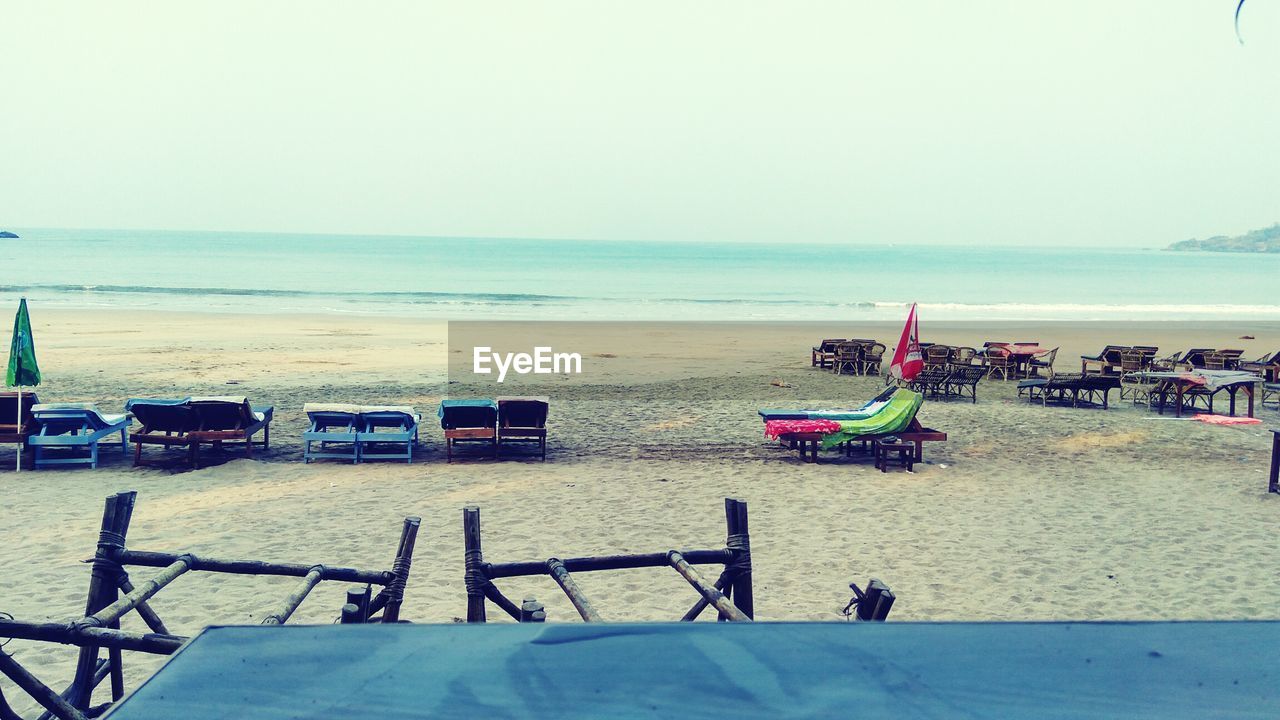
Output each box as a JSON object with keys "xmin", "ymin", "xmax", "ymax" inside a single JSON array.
[{"xmin": 7, "ymin": 298, "xmax": 41, "ymax": 471}]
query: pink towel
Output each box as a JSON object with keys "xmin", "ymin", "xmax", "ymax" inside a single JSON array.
[
  {"xmin": 764, "ymin": 419, "xmax": 841, "ymax": 440},
  {"xmin": 1193, "ymin": 414, "xmax": 1262, "ymax": 426}
]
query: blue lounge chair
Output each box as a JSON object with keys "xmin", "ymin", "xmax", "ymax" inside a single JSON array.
[
  {"xmin": 357, "ymin": 406, "xmax": 420, "ymax": 464},
  {"xmin": 758, "ymin": 387, "xmax": 896, "ymax": 422},
  {"xmin": 29, "ymin": 403, "xmax": 132, "ymax": 469},
  {"xmin": 302, "ymin": 404, "xmax": 362, "ymax": 464}
]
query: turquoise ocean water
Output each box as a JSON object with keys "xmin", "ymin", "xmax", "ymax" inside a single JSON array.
[{"xmin": 6, "ymin": 228, "xmax": 1279, "ymax": 321}]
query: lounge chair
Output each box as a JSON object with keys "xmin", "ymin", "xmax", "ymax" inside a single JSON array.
[
  {"xmin": 440, "ymin": 399, "xmax": 497, "ymax": 462},
  {"xmin": 302, "ymin": 404, "xmax": 363, "ymax": 464},
  {"xmin": 1176, "ymin": 348, "xmax": 1215, "ymax": 370},
  {"xmin": 497, "ymin": 396, "xmax": 549, "ymax": 460},
  {"xmin": 1019, "ymin": 374, "xmax": 1121, "ymax": 409},
  {"xmin": 1263, "ymin": 382, "xmax": 1279, "ymax": 408},
  {"xmin": 764, "ymin": 390, "xmax": 946, "ymax": 463},
  {"xmin": 128, "ymin": 399, "xmax": 200, "ymax": 466},
  {"xmin": 811, "ymin": 339, "xmax": 845, "ymax": 369},
  {"xmin": 28, "ymin": 403, "xmax": 131, "ymax": 469},
  {"xmin": 758, "ymin": 387, "xmax": 898, "ymax": 422},
  {"xmin": 187, "ymin": 397, "xmax": 273, "ymax": 468},
  {"xmin": 1080, "ymin": 346, "xmax": 1128, "ymax": 375},
  {"xmin": 942, "ymin": 365, "xmax": 984, "ymax": 403},
  {"xmin": 907, "ymin": 367, "xmax": 950, "ymax": 398},
  {"xmin": 0, "ymin": 391, "xmax": 38, "ymax": 454},
  {"xmin": 358, "ymin": 406, "xmax": 420, "ymax": 463},
  {"xmin": 1239, "ymin": 351, "xmax": 1280, "ymax": 382}
]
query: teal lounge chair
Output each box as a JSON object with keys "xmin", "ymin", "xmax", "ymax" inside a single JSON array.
[
  {"xmin": 758, "ymin": 387, "xmax": 896, "ymax": 422},
  {"xmin": 302, "ymin": 404, "xmax": 362, "ymax": 464},
  {"xmin": 29, "ymin": 403, "xmax": 132, "ymax": 469},
  {"xmin": 358, "ymin": 406, "xmax": 420, "ymax": 463}
]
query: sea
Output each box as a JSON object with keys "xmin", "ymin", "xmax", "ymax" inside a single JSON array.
[{"xmin": 7, "ymin": 227, "xmax": 1279, "ymax": 322}]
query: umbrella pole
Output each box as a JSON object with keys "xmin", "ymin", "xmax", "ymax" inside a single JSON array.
[{"xmin": 15, "ymin": 386, "xmax": 21, "ymax": 472}]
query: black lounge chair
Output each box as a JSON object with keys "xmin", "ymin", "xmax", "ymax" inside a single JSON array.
[
  {"xmin": 1240, "ymin": 351, "xmax": 1280, "ymax": 382},
  {"xmin": 907, "ymin": 367, "xmax": 951, "ymax": 398},
  {"xmin": 187, "ymin": 398, "xmax": 273, "ymax": 467},
  {"xmin": 440, "ymin": 400, "xmax": 498, "ymax": 462},
  {"xmin": 1020, "ymin": 374, "xmax": 1120, "ymax": 409},
  {"xmin": 129, "ymin": 402, "xmax": 200, "ymax": 466},
  {"xmin": 1080, "ymin": 346, "xmax": 1128, "ymax": 375},
  {"xmin": 0, "ymin": 391, "xmax": 38, "ymax": 452},
  {"xmin": 497, "ymin": 396, "xmax": 549, "ymax": 460},
  {"xmin": 942, "ymin": 365, "xmax": 984, "ymax": 403}
]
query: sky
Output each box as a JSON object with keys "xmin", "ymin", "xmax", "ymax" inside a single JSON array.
[{"xmin": 2, "ymin": 2, "xmax": 1278, "ymax": 247}]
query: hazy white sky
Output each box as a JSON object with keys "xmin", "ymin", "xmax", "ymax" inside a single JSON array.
[{"xmin": 3, "ymin": 2, "xmax": 1278, "ymax": 246}]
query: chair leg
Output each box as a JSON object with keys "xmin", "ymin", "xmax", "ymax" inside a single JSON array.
[{"xmin": 133, "ymin": 442, "xmax": 142, "ymax": 467}]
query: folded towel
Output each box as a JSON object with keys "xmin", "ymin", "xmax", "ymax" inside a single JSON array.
[
  {"xmin": 32, "ymin": 403, "xmax": 129, "ymax": 428},
  {"xmin": 303, "ymin": 403, "xmax": 364, "ymax": 415},
  {"xmin": 764, "ymin": 419, "xmax": 842, "ymax": 440}
]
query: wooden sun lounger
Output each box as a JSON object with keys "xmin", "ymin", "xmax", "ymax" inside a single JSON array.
[
  {"xmin": 0, "ymin": 391, "xmax": 38, "ymax": 452},
  {"xmin": 187, "ymin": 398, "xmax": 273, "ymax": 468},
  {"xmin": 1020, "ymin": 374, "xmax": 1121, "ymax": 409},
  {"xmin": 129, "ymin": 401, "xmax": 200, "ymax": 467},
  {"xmin": 780, "ymin": 419, "xmax": 947, "ymax": 464},
  {"xmin": 497, "ymin": 397, "xmax": 548, "ymax": 461},
  {"xmin": 1079, "ymin": 346, "xmax": 1128, "ymax": 375},
  {"xmin": 441, "ymin": 400, "xmax": 498, "ymax": 462}
]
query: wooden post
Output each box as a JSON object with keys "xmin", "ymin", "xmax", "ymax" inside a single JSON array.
[
  {"xmin": 463, "ymin": 507, "xmax": 486, "ymax": 622},
  {"xmin": 0, "ymin": 651, "xmax": 89, "ymax": 720},
  {"xmin": 346, "ymin": 585, "xmax": 371, "ymax": 623},
  {"xmin": 117, "ymin": 577, "xmax": 171, "ymax": 635},
  {"xmin": 547, "ymin": 558, "xmax": 602, "ymax": 622},
  {"xmin": 520, "ymin": 597, "xmax": 546, "ymax": 623},
  {"xmin": 680, "ymin": 571, "xmax": 732, "ymax": 621},
  {"xmin": 261, "ymin": 566, "xmax": 325, "ymax": 625},
  {"xmin": 340, "ymin": 603, "xmax": 363, "ymax": 624},
  {"xmin": 667, "ymin": 551, "xmax": 749, "ymax": 622},
  {"xmin": 381, "ymin": 517, "xmax": 420, "ymax": 624},
  {"xmin": 725, "ymin": 498, "xmax": 753, "ymax": 619},
  {"xmin": 69, "ymin": 491, "xmax": 135, "ymax": 711},
  {"xmin": 85, "ymin": 556, "xmax": 193, "ymax": 627}
]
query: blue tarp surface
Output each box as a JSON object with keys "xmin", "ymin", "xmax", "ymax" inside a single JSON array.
[{"xmin": 105, "ymin": 621, "xmax": 1280, "ymax": 719}]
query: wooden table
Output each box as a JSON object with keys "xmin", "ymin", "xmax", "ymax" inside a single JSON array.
[
  {"xmin": 999, "ymin": 345, "xmax": 1050, "ymax": 378},
  {"xmin": 874, "ymin": 438, "xmax": 915, "ymax": 473}
]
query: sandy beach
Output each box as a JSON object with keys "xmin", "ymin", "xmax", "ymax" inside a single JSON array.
[{"xmin": 2, "ymin": 309, "xmax": 1279, "ymax": 711}]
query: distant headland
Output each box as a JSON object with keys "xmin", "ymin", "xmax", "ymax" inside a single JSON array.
[
  {"xmin": 1166, "ymin": 223, "xmax": 1280, "ymax": 253},
  {"xmin": 0, "ymin": 231, "xmax": 18, "ymax": 238}
]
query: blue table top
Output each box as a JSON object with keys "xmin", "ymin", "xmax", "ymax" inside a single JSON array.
[{"xmin": 106, "ymin": 621, "xmax": 1280, "ymax": 719}]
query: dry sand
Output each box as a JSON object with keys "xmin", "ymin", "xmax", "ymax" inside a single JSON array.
[{"xmin": 2, "ymin": 309, "xmax": 1279, "ymax": 712}]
